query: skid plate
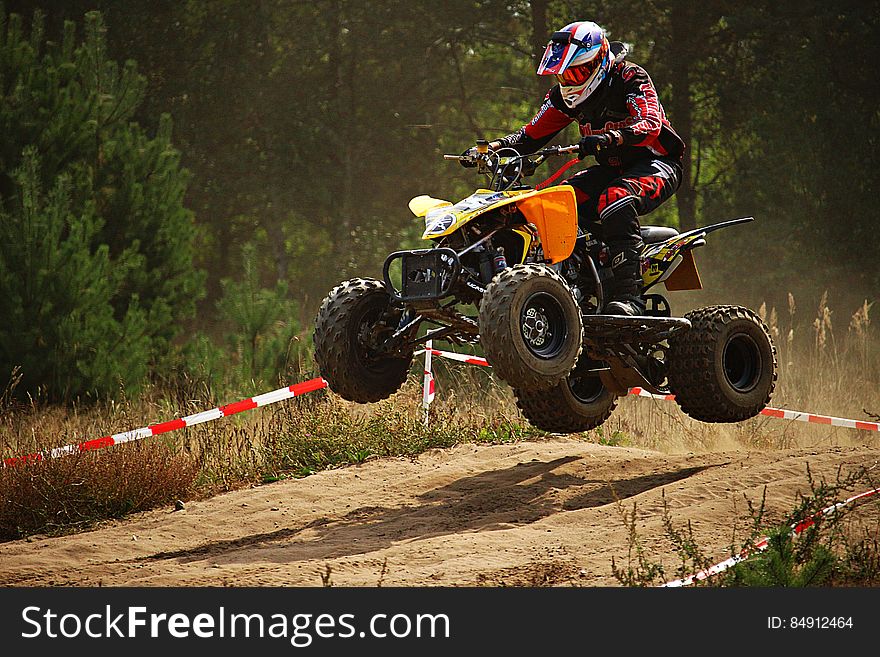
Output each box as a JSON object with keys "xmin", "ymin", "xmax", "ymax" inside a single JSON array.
[{"xmin": 583, "ymin": 314, "xmax": 691, "ymax": 344}]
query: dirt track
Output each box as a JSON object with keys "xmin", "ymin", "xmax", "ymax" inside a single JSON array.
[{"xmin": 1, "ymin": 439, "xmax": 878, "ymax": 587}]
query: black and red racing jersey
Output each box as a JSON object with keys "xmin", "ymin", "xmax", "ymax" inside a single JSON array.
[{"xmin": 498, "ymin": 57, "xmax": 685, "ymax": 169}]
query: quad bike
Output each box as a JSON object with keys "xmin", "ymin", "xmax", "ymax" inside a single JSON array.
[{"xmin": 313, "ymin": 141, "xmax": 777, "ymax": 433}]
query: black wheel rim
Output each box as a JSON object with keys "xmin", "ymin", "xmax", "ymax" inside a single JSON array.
[
  {"xmin": 520, "ymin": 292, "xmax": 567, "ymax": 359},
  {"xmin": 354, "ymin": 301, "xmax": 396, "ymax": 369},
  {"xmin": 723, "ymin": 333, "xmax": 762, "ymax": 393},
  {"xmin": 568, "ymin": 371, "xmax": 604, "ymax": 404}
]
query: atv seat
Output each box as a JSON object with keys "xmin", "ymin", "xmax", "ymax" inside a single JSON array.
[{"xmin": 640, "ymin": 226, "xmax": 679, "ymax": 244}]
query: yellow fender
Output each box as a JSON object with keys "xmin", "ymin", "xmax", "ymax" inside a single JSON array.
[{"xmin": 408, "ymin": 195, "xmax": 452, "ymax": 217}]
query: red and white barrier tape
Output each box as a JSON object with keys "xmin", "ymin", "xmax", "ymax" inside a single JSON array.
[
  {"xmin": 629, "ymin": 386, "xmax": 880, "ymax": 432},
  {"xmin": 3, "ymin": 347, "xmax": 427, "ymax": 467},
  {"xmin": 5, "ymin": 344, "xmax": 877, "ymax": 474},
  {"xmin": 0, "ymin": 346, "xmax": 463, "ymax": 467},
  {"xmin": 661, "ymin": 485, "xmax": 880, "ymax": 587},
  {"xmin": 2, "ymin": 378, "xmax": 328, "ymax": 468},
  {"xmin": 428, "ymin": 348, "xmax": 489, "ymax": 367},
  {"xmin": 426, "ymin": 348, "xmax": 880, "ymax": 433}
]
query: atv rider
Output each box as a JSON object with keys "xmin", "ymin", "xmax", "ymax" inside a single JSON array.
[{"xmin": 472, "ymin": 21, "xmax": 685, "ymax": 316}]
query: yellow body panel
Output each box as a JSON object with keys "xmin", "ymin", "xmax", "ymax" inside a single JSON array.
[
  {"xmin": 413, "ymin": 185, "xmax": 577, "ymax": 265},
  {"xmin": 512, "ymin": 229, "xmax": 532, "ymax": 264}
]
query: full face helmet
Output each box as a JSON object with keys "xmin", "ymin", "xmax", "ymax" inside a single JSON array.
[{"xmin": 536, "ymin": 21, "xmax": 612, "ymax": 108}]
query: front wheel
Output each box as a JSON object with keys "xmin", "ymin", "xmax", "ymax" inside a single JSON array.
[
  {"xmin": 479, "ymin": 264, "xmax": 583, "ymax": 390},
  {"xmin": 313, "ymin": 278, "xmax": 413, "ymax": 403},
  {"xmin": 667, "ymin": 305, "xmax": 777, "ymax": 422},
  {"xmin": 514, "ymin": 355, "xmax": 617, "ymax": 433}
]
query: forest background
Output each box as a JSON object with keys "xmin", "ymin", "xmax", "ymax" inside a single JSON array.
[{"xmin": 1, "ymin": 0, "xmax": 877, "ymax": 400}]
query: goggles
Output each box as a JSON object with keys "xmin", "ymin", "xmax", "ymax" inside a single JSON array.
[
  {"xmin": 549, "ymin": 36, "xmax": 608, "ymax": 86},
  {"xmin": 555, "ymin": 63, "xmax": 597, "ymax": 86}
]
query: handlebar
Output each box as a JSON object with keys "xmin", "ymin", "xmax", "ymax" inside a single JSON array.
[
  {"xmin": 549, "ymin": 144, "xmax": 580, "ymax": 155},
  {"xmin": 443, "ymin": 142, "xmax": 580, "ymax": 192},
  {"xmin": 443, "ymin": 143, "xmax": 580, "ymax": 191},
  {"xmin": 443, "ymin": 144, "xmax": 579, "ymax": 161}
]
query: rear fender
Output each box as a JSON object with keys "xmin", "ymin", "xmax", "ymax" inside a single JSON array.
[
  {"xmin": 642, "ymin": 233, "xmax": 705, "ymax": 290},
  {"xmin": 641, "ymin": 216, "xmax": 753, "ymax": 291}
]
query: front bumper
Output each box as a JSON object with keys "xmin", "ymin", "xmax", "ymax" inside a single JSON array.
[{"xmin": 382, "ymin": 247, "xmax": 461, "ymax": 303}]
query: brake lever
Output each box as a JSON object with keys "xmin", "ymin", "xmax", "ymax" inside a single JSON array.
[{"xmin": 521, "ymin": 156, "xmax": 542, "ymax": 177}]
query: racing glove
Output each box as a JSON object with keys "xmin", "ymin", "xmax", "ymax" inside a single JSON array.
[{"xmin": 578, "ymin": 132, "xmax": 616, "ymax": 159}]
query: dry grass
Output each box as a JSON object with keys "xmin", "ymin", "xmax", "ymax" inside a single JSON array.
[
  {"xmin": 0, "ymin": 293, "xmax": 876, "ymax": 539},
  {"xmin": 0, "ymin": 366, "xmax": 542, "ymax": 539},
  {"xmin": 0, "ymin": 442, "xmax": 197, "ymax": 540}
]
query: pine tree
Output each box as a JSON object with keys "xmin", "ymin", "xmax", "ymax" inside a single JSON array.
[
  {"xmin": 217, "ymin": 242, "xmax": 305, "ymax": 391},
  {"xmin": 0, "ymin": 148, "xmax": 150, "ymax": 397},
  {"xmin": 0, "ymin": 8, "xmax": 203, "ymax": 399}
]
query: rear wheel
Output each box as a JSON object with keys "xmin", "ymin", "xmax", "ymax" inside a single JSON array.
[
  {"xmin": 479, "ymin": 264, "xmax": 583, "ymax": 390},
  {"xmin": 668, "ymin": 305, "xmax": 777, "ymax": 422},
  {"xmin": 313, "ymin": 278, "xmax": 413, "ymax": 403},
  {"xmin": 514, "ymin": 355, "xmax": 617, "ymax": 433}
]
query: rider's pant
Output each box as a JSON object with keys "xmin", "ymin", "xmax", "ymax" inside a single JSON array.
[{"xmin": 566, "ymin": 157, "xmax": 683, "ymax": 246}]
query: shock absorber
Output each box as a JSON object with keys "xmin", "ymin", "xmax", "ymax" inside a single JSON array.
[
  {"xmin": 477, "ymin": 245, "xmax": 494, "ymax": 283},
  {"xmin": 493, "ymin": 246, "xmax": 507, "ymax": 272}
]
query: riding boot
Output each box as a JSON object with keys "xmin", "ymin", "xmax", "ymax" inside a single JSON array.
[{"xmin": 603, "ymin": 241, "xmax": 646, "ymax": 316}]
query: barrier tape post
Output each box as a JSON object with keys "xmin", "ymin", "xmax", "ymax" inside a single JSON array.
[{"xmin": 422, "ymin": 339, "xmax": 435, "ymax": 427}]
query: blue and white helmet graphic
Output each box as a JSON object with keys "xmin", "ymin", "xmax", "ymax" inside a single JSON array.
[{"xmin": 537, "ymin": 21, "xmax": 612, "ymax": 108}]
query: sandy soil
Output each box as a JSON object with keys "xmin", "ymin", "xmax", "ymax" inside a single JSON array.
[{"xmin": 1, "ymin": 439, "xmax": 878, "ymax": 587}]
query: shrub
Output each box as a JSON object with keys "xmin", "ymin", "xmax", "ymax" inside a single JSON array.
[{"xmin": 0, "ymin": 442, "xmax": 197, "ymax": 540}]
